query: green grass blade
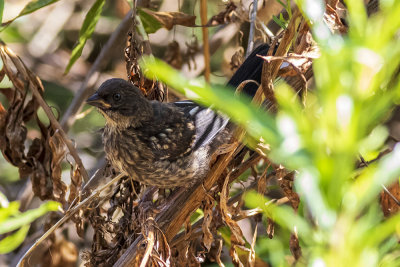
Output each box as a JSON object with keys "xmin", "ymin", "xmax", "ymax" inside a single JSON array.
[{"xmin": 64, "ymin": 0, "xmax": 105, "ymax": 74}]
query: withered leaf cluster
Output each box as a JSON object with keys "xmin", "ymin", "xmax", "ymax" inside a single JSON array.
[{"xmin": 0, "ymin": 43, "xmax": 82, "ymax": 208}]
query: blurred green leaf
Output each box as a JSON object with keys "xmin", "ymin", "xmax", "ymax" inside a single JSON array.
[
  {"xmin": 64, "ymin": 0, "xmax": 105, "ymax": 74},
  {"xmin": 0, "ymin": 201, "xmax": 19, "ymax": 221},
  {"xmin": 245, "ymin": 191, "xmax": 312, "ymax": 239},
  {"xmin": 18, "ymin": 0, "xmax": 59, "ymax": 17},
  {"xmin": 0, "ymin": 0, "xmax": 4, "ymax": 24},
  {"xmin": 0, "ymin": 224, "xmax": 29, "ymax": 254},
  {"xmin": 272, "ymin": 15, "xmax": 287, "ymax": 29},
  {"xmin": 137, "ymin": 8, "xmax": 162, "ymax": 34},
  {"xmin": 0, "ymin": 0, "xmax": 59, "ymax": 31},
  {"xmin": 0, "ymin": 201, "xmax": 60, "ymax": 234}
]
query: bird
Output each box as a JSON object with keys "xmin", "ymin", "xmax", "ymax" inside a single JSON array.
[{"xmin": 86, "ymin": 44, "xmax": 270, "ymax": 188}]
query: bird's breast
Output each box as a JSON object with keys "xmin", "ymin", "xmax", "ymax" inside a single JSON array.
[{"xmin": 102, "ymin": 126, "xmax": 199, "ymax": 187}]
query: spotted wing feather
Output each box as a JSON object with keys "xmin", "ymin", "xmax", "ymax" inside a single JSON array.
[{"xmin": 134, "ymin": 101, "xmax": 196, "ymax": 161}]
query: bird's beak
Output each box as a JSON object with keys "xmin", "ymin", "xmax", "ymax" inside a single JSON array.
[{"xmin": 86, "ymin": 93, "xmax": 111, "ymax": 109}]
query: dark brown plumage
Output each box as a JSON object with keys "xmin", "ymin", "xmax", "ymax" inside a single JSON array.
[{"xmin": 86, "ymin": 44, "xmax": 269, "ymax": 187}]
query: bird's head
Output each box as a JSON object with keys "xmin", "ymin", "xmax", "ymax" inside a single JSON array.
[{"xmin": 86, "ymin": 78, "xmax": 152, "ymax": 128}]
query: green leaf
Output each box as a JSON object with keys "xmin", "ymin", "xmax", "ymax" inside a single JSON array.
[
  {"xmin": 137, "ymin": 8, "xmax": 162, "ymax": 34},
  {"xmin": 272, "ymin": 15, "xmax": 286, "ymax": 29},
  {"xmin": 0, "ymin": 0, "xmax": 59, "ymax": 31},
  {"xmin": 244, "ymin": 191, "xmax": 312, "ymax": 240},
  {"xmin": 64, "ymin": 0, "xmax": 105, "ymax": 74},
  {"xmin": 0, "ymin": 201, "xmax": 60, "ymax": 234},
  {"xmin": 18, "ymin": 0, "xmax": 59, "ymax": 17},
  {"xmin": 0, "ymin": 0, "xmax": 4, "ymax": 24},
  {"xmin": 275, "ymin": 0, "xmax": 286, "ymax": 8},
  {"xmin": 0, "ymin": 225, "xmax": 29, "ymax": 254},
  {"xmin": 0, "ymin": 201, "xmax": 20, "ymax": 222}
]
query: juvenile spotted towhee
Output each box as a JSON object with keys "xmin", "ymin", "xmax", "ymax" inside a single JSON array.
[{"xmin": 86, "ymin": 44, "xmax": 269, "ymax": 187}]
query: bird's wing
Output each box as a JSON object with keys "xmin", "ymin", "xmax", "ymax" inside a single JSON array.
[
  {"xmin": 171, "ymin": 44, "xmax": 271, "ymax": 150},
  {"xmin": 154, "ymin": 44, "xmax": 271, "ymax": 154},
  {"xmin": 135, "ymin": 102, "xmax": 197, "ymax": 161},
  {"xmin": 173, "ymin": 100, "xmax": 229, "ymax": 150},
  {"xmin": 227, "ymin": 44, "xmax": 270, "ymax": 96}
]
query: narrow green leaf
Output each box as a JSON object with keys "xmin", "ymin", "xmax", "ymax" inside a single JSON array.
[
  {"xmin": 275, "ymin": 0, "xmax": 286, "ymax": 8},
  {"xmin": 272, "ymin": 15, "xmax": 286, "ymax": 29},
  {"xmin": 18, "ymin": 0, "xmax": 59, "ymax": 17},
  {"xmin": 0, "ymin": 201, "xmax": 60, "ymax": 234},
  {"xmin": 0, "ymin": 0, "xmax": 4, "ymax": 24},
  {"xmin": 0, "ymin": 0, "xmax": 59, "ymax": 31},
  {"xmin": 363, "ymin": 212, "xmax": 400, "ymax": 247},
  {"xmin": 0, "ymin": 201, "xmax": 20, "ymax": 222},
  {"xmin": 64, "ymin": 0, "xmax": 105, "ymax": 74},
  {"xmin": 137, "ymin": 8, "xmax": 162, "ymax": 34},
  {"xmin": 0, "ymin": 225, "xmax": 29, "ymax": 254},
  {"xmin": 287, "ymin": 0, "xmax": 292, "ymax": 18}
]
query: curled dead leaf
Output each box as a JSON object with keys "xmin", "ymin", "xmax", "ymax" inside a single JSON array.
[
  {"xmin": 49, "ymin": 131, "xmax": 67, "ymax": 206},
  {"xmin": 201, "ymin": 195, "xmax": 215, "ymax": 251},
  {"xmin": 140, "ymin": 9, "xmax": 196, "ymax": 30},
  {"xmin": 206, "ymin": 2, "xmax": 237, "ymax": 26},
  {"xmin": 164, "ymin": 41, "xmax": 182, "ymax": 69},
  {"xmin": 381, "ymin": 182, "xmax": 400, "ymax": 217},
  {"xmin": 290, "ymin": 233, "xmax": 302, "ymax": 260}
]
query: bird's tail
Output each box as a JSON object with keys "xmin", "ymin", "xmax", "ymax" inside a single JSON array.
[{"xmin": 226, "ymin": 44, "xmax": 270, "ymax": 97}]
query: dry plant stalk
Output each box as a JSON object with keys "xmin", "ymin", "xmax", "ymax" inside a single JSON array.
[{"xmin": 200, "ymin": 0, "xmax": 210, "ymax": 83}]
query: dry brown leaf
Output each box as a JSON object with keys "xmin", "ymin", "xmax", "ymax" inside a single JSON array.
[
  {"xmin": 141, "ymin": 9, "xmax": 196, "ymax": 30},
  {"xmin": 230, "ymin": 245, "xmax": 244, "ymax": 267},
  {"xmin": 49, "ymin": 131, "xmax": 67, "ymax": 206},
  {"xmin": 230, "ymin": 47, "xmax": 244, "ymax": 72},
  {"xmin": 42, "ymin": 238, "xmax": 78, "ymax": 267},
  {"xmin": 68, "ymin": 164, "xmax": 83, "ymax": 205},
  {"xmin": 381, "ymin": 182, "xmax": 400, "ymax": 217},
  {"xmin": 206, "ymin": 2, "xmax": 237, "ymax": 26},
  {"xmin": 290, "ymin": 233, "xmax": 302, "ymax": 260},
  {"xmin": 184, "ymin": 36, "xmax": 200, "ymax": 71},
  {"xmin": 267, "ymin": 218, "xmax": 274, "ymax": 239},
  {"xmin": 0, "ymin": 102, "xmax": 8, "ymax": 159},
  {"xmin": 215, "ymin": 238, "xmax": 225, "ymax": 267},
  {"xmin": 220, "ymin": 175, "xmax": 245, "ymax": 266},
  {"xmin": 276, "ymin": 168, "xmax": 299, "ymax": 211},
  {"xmin": 164, "ymin": 41, "xmax": 183, "ymax": 69},
  {"xmin": 248, "ymin": 224, "xmax": 258, "ymax": 267},
  {"xmin": 125, "ymin": 31, "xmax": 165, "ymax": 101},
  {"xmin": 324, "ymin": 3, "xmax": 347, "ymax": 34},
  {"xmin": 202, "ymin": 195, "xmax": 215, "ymax": 251},
  {"xmin": 293, "ymin": 22, "xmax": 314, "ymax": 54}
]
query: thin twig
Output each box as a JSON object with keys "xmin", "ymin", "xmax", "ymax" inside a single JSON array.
[
  {"xmin": 359, "ymin": 155, "xmax": 400, "ymax": 206},
  {"xmin": 140, "ymin": 224, "xmax": 155, "ymax": 267},
  {"xmin": 16, "ymin": 173, "xmax": 125, "ymax": 267},
  {"xmin": 246, "ymin": 0, "xmax": 259, "ymax": 57},
  {"xmin": 200, "ymin": 0, "xmax": 210, "ymax": 83},
  {"xmin": 381, "ymin": 184, "xmax": 400, "ymax": 206},
  {"xmin": 60, "ymin": 11, "xmax": 132, "ymax": 132}
]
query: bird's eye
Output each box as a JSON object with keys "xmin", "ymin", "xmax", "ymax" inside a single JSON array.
[{"xmin": 113, "ymin": 93, "xmax": 121, "ymax": 101}]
